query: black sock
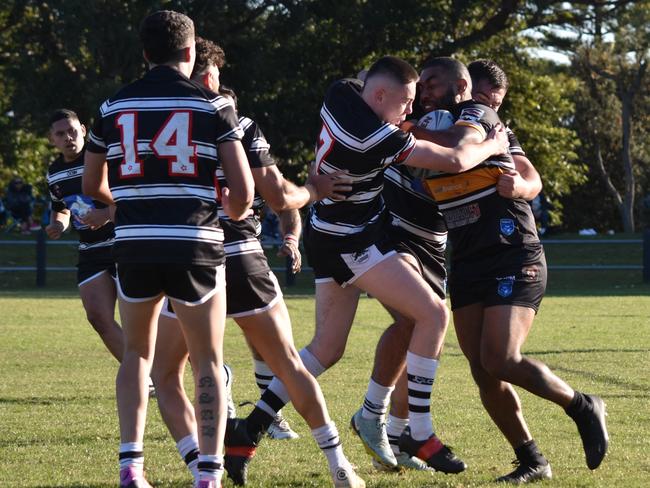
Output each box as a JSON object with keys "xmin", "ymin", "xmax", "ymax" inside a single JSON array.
[
  {"xmin": 565, "ymin": 390, "xmax": 590, "ymax": 419},
  {"xmin": 514, "ymin": 440, "xmax": 547, "ymax": 466},
  {"xmin": 246, "ymin": 406, "xmax": 274, "ymax": 442}
]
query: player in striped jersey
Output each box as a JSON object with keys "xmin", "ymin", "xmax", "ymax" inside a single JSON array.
[
  {"xmin": 236, "ymin": 56, "xmax": 509, "ymax": 476},
  {"xmin": 408, "ymin": 57, "xmax": 608, "ymax": 482},
  {"xmin": 150, "ymin": 38, "xmax": 362, "ymax": 488},
  {"xmin": 46, "ymin": 109, "xmax": 125, "ymax": 363},
  {"xmin": 82, "ymin": 11, "xmax": 254, "ymax": 488}
]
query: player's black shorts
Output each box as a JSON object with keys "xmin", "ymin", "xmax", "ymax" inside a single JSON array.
[
  {"xmin": 305, "ymin": 235, "xmax": 396, "ymax": 287},
  {"xmin": 448, "ymin": 243, "xmax": 547, "ymax": 312},
  {"xmin": 116, "ymin": 263, "xmax": 225, "ymax": 305},
  {"xmin": 388, "ymin": 226, "xmax": 447, "ymax": 300},
  {"xmin": 162, "ymin": 268, "xmax": 282, "ymax": 319},
  {"xmin": 77, "ymin": 245, "xmax": 116, "ymax": 287}
]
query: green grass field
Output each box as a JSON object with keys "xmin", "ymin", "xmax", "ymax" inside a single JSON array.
[
  {"xmin": 1, "ymin": 233, "xmax": 649, "ymax": 486},
  {"xmin": 1, "ymin": 293, "xmax": 649, "ymax": 486}
]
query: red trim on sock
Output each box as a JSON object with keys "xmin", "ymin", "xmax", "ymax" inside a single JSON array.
[
  {"xmin": 417, "ymin": 435, "xmax": 443, "ymax": 460},
  {"xmin": 225, "ymin": 446, "xmax": 256, "ymax": 458}
]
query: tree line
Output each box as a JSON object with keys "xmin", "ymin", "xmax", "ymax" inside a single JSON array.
[{"xmin": 0, "ymin": 0, "xmax": 647, "ymax": 232}]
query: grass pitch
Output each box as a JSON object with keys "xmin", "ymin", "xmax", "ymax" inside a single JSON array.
[{"xmin": 1, "ymin": 287, "xmax": 649, "ymax": 487}]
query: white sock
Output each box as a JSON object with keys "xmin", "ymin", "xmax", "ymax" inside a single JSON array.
[
  {"xmin": 197, "ymin": 454, "xmax": 224, "ymax": 482},
  {"xmin": 386, "ymin": 415, "xmax": 409, "ymax": 454},
  {"xmin": 176, "ymin": 434, "xmax": 199, "ymax": 482},
  {"xmin": 361, "ymin": 378, "xmax": 394, "ymax": 419},
  {"xmin": 406, "ymin": 351, "xmax": 438, "ymax": 441},
  {"xmin": 253, "ymin": 359, "xmax": 274, "ymax": 396},
  {"xmin": 311, "ymin": 422, "xmax": 350, "ymax": 474},
  {"xmin": 262, "ymin": 347, "xmax": 327, "ymax": 406},
  {"xmin": 119, "ymin": 441, "xmax": 144, "ymax": 472}
]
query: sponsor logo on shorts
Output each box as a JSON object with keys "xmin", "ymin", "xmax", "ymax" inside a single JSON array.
[
  {"xmin": 522, "ymin": 266, "xmax": 539, "ymax": 281},
  {"xmin": 500, "ymin": 218, "xmax": 515, "ymax": 236},
  {"xmin": 444, "ymin": 203, "xmax": 481, "ymax": 229},
  {"xmin": 352, "ymin": 250, "xmax": 370, "ymax": 264},
  {"xmin": 497, "ymin": 276, "xmax": 515, "ymax": 297}
]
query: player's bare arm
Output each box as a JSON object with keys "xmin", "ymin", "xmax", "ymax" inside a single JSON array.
[
  {"xmin": 45, "ymin": 209, "xmax": 70, "ymax": 239},
  {"xmin": 497, "ymin": 154, "xmax": 542, "ymax": 200},
  {"xmin": 405, "ymin": 124, "xmax": 508, "ymax": 173},
  {"xmin": 82, "ymin": 151, "xmax": 114, "ymax": 206},
  {"xmin": 219, "ymin": 139, "xmax": 255, "ymax": 220},
  {"xmin": 277, "ymin": 208, "xmax": 302, "ymax": 273}
]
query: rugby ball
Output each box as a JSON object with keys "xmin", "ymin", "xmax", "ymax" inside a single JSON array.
[{"xmin": 417, "ymin": 110, "xmax": 455, "ymax": 131}]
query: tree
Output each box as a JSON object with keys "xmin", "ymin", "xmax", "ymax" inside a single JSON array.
[{"xmin": 545, "ymin": 1, "xmax": 650, "ymax": 232}]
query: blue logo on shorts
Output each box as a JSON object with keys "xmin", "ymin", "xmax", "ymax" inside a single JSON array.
[
  {"xmin": 500, "ymin": 218, "xmax": 515, "ymax": 236},
  {"xmin": 497, "ymin": 277, "xmax": 514, "ymax": 297}
]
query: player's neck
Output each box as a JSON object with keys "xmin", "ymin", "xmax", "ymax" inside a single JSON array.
[
  {"xmin": 62, "ymin": 151, "xmax": 82, "ymax": 163},
  {"xmin": 149, "ymin": 61, "xmax": 192, "ymax": 78}
]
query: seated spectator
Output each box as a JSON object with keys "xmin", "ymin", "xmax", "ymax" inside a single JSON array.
[{"xmin": 5, "ymin": 176, "xmax": 35, "ymax": 233}]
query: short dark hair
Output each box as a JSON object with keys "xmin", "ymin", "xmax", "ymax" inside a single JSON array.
[
  {"xmin": 421, "ymin": 56, "xmax": 469, "ymax": 81},
  {"xmin": 139, "ymin": 10, "xmax": 194, "ymax": 65},
  {"xmin": 49, "ymin": 109, "xmax": 79, "ymax": 128},
  {"xmin": 365, "ymin": 56, "xmax": 418, "ymax": 85},
  {"xmin": 192, "ymin": 37, "xmax": 226, "ymax": 76},
  {"xmin": 468, "ymin": 59, "xmax": 509, "ymax": 90}
]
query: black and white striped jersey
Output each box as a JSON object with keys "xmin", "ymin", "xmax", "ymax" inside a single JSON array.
[
  {"xmin": 382, "ymin": 164, "xmax": 447, "ymax": 252},
  {"xmin": 47, "ymin": 149, "xmax": 115, "ymax": 251},
  {"xmin": 217, "ymin": 116, "xmax": 276, "ymax": 276},
  {"xmin": 86, "ymin": 66, "xmax": 243, "ymax": 266},
  {"xmin": 307, "ymin": 78, "xmax": 416, "ymax": 252}
]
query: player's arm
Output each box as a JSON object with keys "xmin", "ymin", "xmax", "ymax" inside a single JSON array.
[
  {"xmin": 253, "ymin": 165, "xmax": 352, "ymax": 211},
  {"xmin": 219, "ymin": 140, "xmax": 254, "ymax": 220},
  {"xmin": 45, "ymin": 209, "xmax": 70, "ymax": 239},
  {"xmin": 497, "ymin": 154, "xmax": 543, "ymax": 201},
  {"xmin": 82, "ymin": 152, "xmax": 114, "ymax": 206},
  {"xmin": 404, "ymin": 124, "xmax": 508, "ymax": 173},
  {"xmin": 277, "ymin": 207, "xmax": 302, "ymax": 274}
]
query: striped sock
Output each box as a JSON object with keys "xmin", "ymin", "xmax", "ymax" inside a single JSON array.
[
  {"xmin": 119, "ymin": 442, "xmax": 144, "ymax": 479},
  {"xmin": 197, "ymin": 454, "xmax": 224, "ymax": 482},
  {"xmin": 312, "ymin": 421, "xmax": 350, "ymax": 474},
  {"xmin": 253, "ymin": 359, "xmax": 274, "ymax": 396},
  {"xmin": 176, "ymin": 434, "xmax": 199, "ymax": 482},
  {"xmin": 361, "ymin": 378, "xmax": 394, "ymax": 419},
  {"xmin": 406, "ymin": 351, "xmax": 438, "ymax": 441},
  {"xmin": 386, "ymin": 415, "xmax": 409, "ymax": 455}
]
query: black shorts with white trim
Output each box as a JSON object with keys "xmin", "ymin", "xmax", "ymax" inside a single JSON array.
[{"xmin": 448, "ymin": 244, "xmax": 547, "ymax": 312}]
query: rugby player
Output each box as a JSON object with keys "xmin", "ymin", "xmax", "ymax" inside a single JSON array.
[
  {"xmin": 225, "ymin": 55, "xmax": 510, "ymax": 479},
  {"xmin": 151, "ymin": 36, "xmax": 364, "ymax": 488},
  {"xmin": 82, "ymin": 11, "xmax": 254, "ymax": 488},
  {"xmin": 46, "ymin": 109, "xmax": 125, "ymax": 364},
  {"xmin": 354, "ymin": 57, "xmax": 544, "ymax": 474},
  {"xmin": 406, "ymin": 56, "xmax": 608, "ymax": 483}
]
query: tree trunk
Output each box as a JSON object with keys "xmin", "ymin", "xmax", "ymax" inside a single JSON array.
[{"xmin": 620, "ymin": 91, "xmax": 636, "ymax": 232}]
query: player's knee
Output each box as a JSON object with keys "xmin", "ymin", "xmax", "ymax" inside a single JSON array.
[
  {"xmin": 85, "ymin": 306, "xmax": 112, "ymax": 333},
  {"xmin": 412, "ymin": 297, "xmax": 448, "ymax": 328},
  {"xmin": 480, "ymin": 352, "xmax": 517, "ymax": 381}
]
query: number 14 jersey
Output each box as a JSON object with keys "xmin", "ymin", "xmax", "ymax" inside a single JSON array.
[{"xmin": 86, "ymin": 66, "xmax": 243, "ymax": 266}]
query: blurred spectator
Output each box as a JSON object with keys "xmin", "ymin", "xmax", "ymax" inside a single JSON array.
[
  {"xmin": 261, "ymin": 205, "xmax": 281, "ymax": 244},
  {"xmin": 4, "ymin": 176, "xmax": 35, "ymax": 233},
  {"xmin": 0, "ymin": 197, "xmax": 6, "ymax": 227},
  {"xmin": 530, "ymin": 192, "xmax": 551, "ymax": 236}
]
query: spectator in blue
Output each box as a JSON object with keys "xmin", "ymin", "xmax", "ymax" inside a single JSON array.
[{"xmin": 4, "ymin": 176, "xmax": 35, "ymax": 233}]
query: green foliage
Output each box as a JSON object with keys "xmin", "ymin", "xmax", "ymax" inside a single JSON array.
[{"xmin": 0, "ymin": 1, "xmax": 646, "ymax": 228}]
